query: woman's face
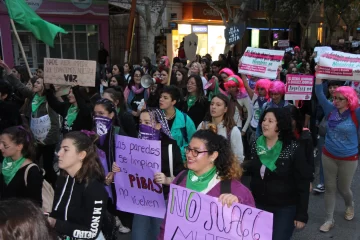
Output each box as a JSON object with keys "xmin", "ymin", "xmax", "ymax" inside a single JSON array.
[
  {"xmin": 134, "ymin": 70, "xmax": 142, "ymax": 85},
  {"xmin": 94, "ymin": 104, "xmax": 114, "ymax": 119},
  {"xmin": 106, "ymin": 71, "xmax": 112, "ymax": 79},
  {"xmin": 172, "ymin": 65, "xmax": 178, "ymax": 73},
  {"xmin": 257, "ymin": 87, "xmax": 267, "ymax": 97},
  {"xmin": 270, "ymin": 92, "xmax": 282, "ymax": 104},
  {"xmin": 328, "ymin": 85, "xmax": 339, "ymax": 96},
  {"xmin": 139, "ymin": 112, "xmax": 161, "ymax": 129},
  {"xmin": 112, "ymin": 65, "xmax": 120, "ymax": 75},
  {"xmin": 110, "ymin": 77, "xmax": 118, "ymax": 87},
  {"xmin": 227, "ymin": 85, "xmax": 238, "ymax": 95},
  {"xmin": 160, "ymin": 71, "xmax": 169, "ymax": 85},
  {"xmin": 0, "ymin": 134, "xmax": 22, "ymax": 158},
  {"xmin": 210, "ymin": 97, "xmax": 227, "ymax": 119},
  {"xmin": 261, "ymin": 112, "xmax": 278, "ymax": 139},
  {"xmin": 67, "ymin": 89, "xmax": 76, "ymax": 104},
  {"xmin": 124, "ymin": 64, "xmax": 130, "ymax": 73},
  {"xmin": 32, "ymin": 78, "xmax": 44, "ymax": 94},
  {"xmin": 187, "ymin": 77, "xmax": 197, "ymax": 94},
  {"xmin": 37, "ymin": 69, "xmax": 44, "ymax": 78},
  {"xmin": 220, "ymin": 73, "xmax": 229, "ymax": 82},
  {"xmin": 190, "ymin": 63, "xmax": 200, "ymax": 75},
  {"xmin": 26, "ymin": 80, "xmax": 33, "ymax": 91},
  {"xmin": 159, "ymin": 93, "xmax": 175, "ymax": 110},
  {"xmin": 11, "ymin": 68, "xmax": 20, "ymax": 79},
  {"xmin": 152, "ymin": 71, "xmax": 160, "ymax": 79},
  {"xmin": 333, "ymin": 93, "xmax": 348, "ymax": 110},
  {"xmin": 218, "ymin": 54, "xmax": 223, "ymax": 61},
  {"xmin": 186, "ymin": 138, "xmax": 217, "ymax": 175},
  {"xmin": 57, "ymin": 138, "xmax": 84, "ymax": 172},
  {"xmin": 176, "ymin": 71, "xmax": 183, "ymax": 83},
  {"xmin": 306, "ymin": 62, "xmax": 310, "ymax": 70},
  {"xmin": 142, "ymin": 59, "xmax": 148, "ymax": 67}
]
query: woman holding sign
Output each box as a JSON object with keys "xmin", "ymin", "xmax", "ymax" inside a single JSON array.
[
  {"xmin": 158, "ymin": 129, "xmax": 255, "ymax": 240},
  {"xmin": 130, "ymin": 108, "xmax": 184, "ymax": 240},
  {"xmin": 0, "ymin": 60, "xmax": 60, "ymax": 186},
  {"xmin": 315, "ymin": 71, "xmax": 359, "ymax": 232}
]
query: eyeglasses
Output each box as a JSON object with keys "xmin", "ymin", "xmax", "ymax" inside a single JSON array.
[
  {"xmin": 185, "ymin": 147, "xmax": 209, "ymax": 157},
  {"xmin": 333, "ymin": 96, "xmax": 346, "ymax": 102}
]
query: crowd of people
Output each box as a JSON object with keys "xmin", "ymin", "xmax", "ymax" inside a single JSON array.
[{"xmin": 0, "ymin": 42, "xmax": 358, "ymax": 240}]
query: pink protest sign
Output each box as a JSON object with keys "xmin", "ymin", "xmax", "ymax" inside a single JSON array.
[
  {"xmin": 285, "ymin": 74, "xmax": 314, "ymax": 100},
  {"xmin": 239, "ymin": 47, "xmax": 284, "ymax": 79},
  {"xmin": 96, "ymin": 148, "xmax": 113, "ymax": 201},
  {"xmin": 164, "ymin": 184, "xmax": 273, "ymax": 240},
  {"xmin": 317, "ymin": 51, "xmax": 360, "ymax": 81},
  {"xmin": 114, "ymin": 135, "xmax": 166, "ymax": 219}
]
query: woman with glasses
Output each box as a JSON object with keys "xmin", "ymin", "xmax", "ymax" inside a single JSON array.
[
  {"xmin": 188, "ymin": 61, "xmax": 207, "ymax": 94},
  {"xmin": 124, "ymin": 68, "xmax": 149, "ymax": 122},
  {"xmin": 157, "ymin": 129, "xmax": 255, "ymax": 240},
  {"xmin": 315, "ymin": 70, "xmax": 360, "ymax": 233}
]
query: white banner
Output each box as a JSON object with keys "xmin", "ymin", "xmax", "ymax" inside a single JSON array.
[
  {"xmin": 314, "ymin": 46, "xmax": 332, "ymax": 63},
  {"xmin": 44, "ymin": 58, "xmax": 96, "ymax": 87},
  {"xmin": 30, "ymin": 115, "xmax": 51, "ymax": 142},
  {"xmin": 239, "ymin": 47, "xmax": 284, "ymax": 79},
  {"xmin": 317, "ymin": 51, "xmax": 360, "ymax": 81},
  {"xmin": 278, "ymin": 40, "xmax": 289, "ymax": 48}
]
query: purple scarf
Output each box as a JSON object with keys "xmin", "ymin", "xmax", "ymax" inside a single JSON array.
[
  {"xmin": 328, "ymin": 109, "xmax": 350, "ymax": 129},
  {"xmin": 139, "ymin": 124, "xmax": 160, "ymax": 140},
  {"xmin": 94, "ymin": 116, "xmax": 112, "ymax": 145},
  {"xmin": 131, "ymin": 85, "xmax": 145, "ymax": 94}
]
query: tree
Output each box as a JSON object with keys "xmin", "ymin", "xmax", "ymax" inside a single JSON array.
[
  {"xmin": 298, "ymin": 0, "xmax": 322, "ymax": 49},
  {"xmin": 340, "ymin": 0, "xmax": 360, "ymax": 39},
  {"xmin": 206, "ymin": 0, "xmax": 249, "ymax": 27},
  {"xmin": 263, "ymin": 0, "xmax": 278, "ymax": 48}
]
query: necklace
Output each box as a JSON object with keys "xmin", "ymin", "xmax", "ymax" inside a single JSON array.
[{"xmin": 166, "ymin": 110, "xmax": 176, "ymax": 120}]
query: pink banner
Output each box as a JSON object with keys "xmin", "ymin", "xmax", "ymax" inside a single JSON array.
[
  {"xmin": 164, "ymin": 184, "xmax": 273, "ymax": 240},
  {"xmin": 285, "ymin": 74, "xmax": 314, "ymax": 100}
]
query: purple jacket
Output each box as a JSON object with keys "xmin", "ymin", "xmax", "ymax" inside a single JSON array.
[{"xmin": 157, "ymin": 171, "xmax": 255, "ymax": 239}]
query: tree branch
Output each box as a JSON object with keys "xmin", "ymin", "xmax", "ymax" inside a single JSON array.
[
  {"xmin": 154, "ymin": 0, "xmax": 167, "ymax": 31},
  {"xmin": 207, "ymin": 1, "xmax": 227, "ymax": 25},
  {"xmin": 226, "ymin": 0, "xmax": 233, "ymax": 22}
]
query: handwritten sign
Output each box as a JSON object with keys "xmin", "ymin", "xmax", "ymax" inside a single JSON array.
[
  {"xmin": 44, "ymin": 58, "xmax": 96, "ymax": 87},
  {"xmin": 277, "ymin": 40, "xmax": 289, "ymax": 48},
  {"xmin": 314, "ymin": 46, "xmax": 332, "ymax": 63},
  {"xmin": 97, "ymin": 148, "xmax": 114, "ymax": 201},
  {"xmin": 317, "ymin": 51, "xmax": 360, "ymax": 81},
  {"xmin": 239, "ymin": 47, "xmax": 284, "ymax": 79},
  {"xmin": 164, "ymin": 184, "xmax": 273, "ymax": 240},
  {"xmin": 30, "ymin": 115, "xmax": 51, "ymax": 142},
  {"xmin": 225, "ymin": 23, "xmax": 246, "ymax": 45},
  {"xmin": 114, "ymin": 135, "xmax": 166, "ymax": 219},
  {"xmin": 285, "ymin": 74, "xmax": 314, "ymax": 100}
]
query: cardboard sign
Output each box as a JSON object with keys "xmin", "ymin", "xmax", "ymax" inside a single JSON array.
[
  {"xmin": 317, "ymin": 51, "xmax": 360, "ymax": 81},
  {"xmin": 285, "ymin": 74, "xmax": 314, "ymax": 100},
  {"xmin": 225, "ymin": 23, "xmax": 246, "ymax": 45},
  {"xmin": 164, "ymin": 184, "xmax": 273, "ymax": 240},
  {"xmin": 314, "ymin": 46, "xmax": 332, "ymax": 63},
  {"xmin": 114, "ymin": 135, "xmax": 166, "ymax": 219},
  {"xmin": 30, "ymin": 115, "xmax": 51, "ymax": 141},
  {"xmin": 278, "ymin": 40, "xmax": 289, "ymax": 48},
  {"xmin": 44, "ymin": 58, "xmax": 96, "ymax": 87},
  {"xmin": 184, "ymin": 33, "xmax": 198, "ymax": 61},
  {"xmin": 239, "ymin": 47, "xmax": 285, "ymax": 79}
]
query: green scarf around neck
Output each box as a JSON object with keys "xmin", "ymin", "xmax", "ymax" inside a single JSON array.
[
  {"xmin": 187, "ymin": 95, "xmax": 197, "ymax": 109},
  {"xmin": 116, "ymin": 107, "xmax": 121, "ymax": 114},
  {"xmin": 186, "ymin": 167, "xmax": 216, "ymax": 192},
  {"xmin": 31, "ymin": 94, "xmax": 46, "ymax": 113},
  {"xmin": 66, "ymin": 104, "xmax": 79, "ymax": 127},
  {"xmin": 2, "ymin": 156, "xmax": 26, "ymax": 185},
  {"xmin": 256, "ymin": 135, "xmax": 283, "ymax": 171}
]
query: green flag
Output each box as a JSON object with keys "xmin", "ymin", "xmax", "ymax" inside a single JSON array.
[{"xmin": 5, "ymin": 0, "xmax": 67, "ymax": 47}]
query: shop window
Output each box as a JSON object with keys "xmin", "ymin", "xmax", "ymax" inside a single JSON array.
[
  {"xmin": 62, "ymin": 33, "xmax": 75, "ymax": 59},
  {"xmin": 75, "ymin": 25, "xmax": 87, "ymax": 31},
  {"xmin": 36, "ymin": 39, "xmax": 47, "ymax": 67},
  {"xmin": 88, "ymin": 32, "xmax": 99, "ymax": 61},
  {"xmin": 50, "ymin": 34, "xmax": 62, "ymax": 59},
  {"xmin": 75, "ymin": 33, "xmax": 88, "ymax": 60}
]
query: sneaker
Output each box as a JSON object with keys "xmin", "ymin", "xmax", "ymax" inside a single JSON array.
[
  {"xmin": 319, "ymin": 220, "xmax": 334, "ymax": 232},
  {"xmin": 345, "ymin": 205, "xmax": 355, "ymax": 221},
  {"xmin": 313, "ymin": 184, "xmax": 325, "ymax": 193}
]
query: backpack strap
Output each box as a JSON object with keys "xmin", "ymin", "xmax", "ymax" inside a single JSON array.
[
  {"xmin": 351, "ymin": 111, "xmax": 359, "ymax": 129},
  {"xmin": 24, "ymin": 163, "xmax": 39, "ymax": 186},
  {"xmin": 175, "ymin": 170, "xmax": 188, "ymax": 185},
  {"xmin": 220, "ymin": 179, "xmax": 232, "ymax": 194}
]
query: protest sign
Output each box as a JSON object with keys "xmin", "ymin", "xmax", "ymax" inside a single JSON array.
[
  {"xmin": 114, "ymin": 135, "xmax": 166, "ymax": 219},
  {"xmin": 225, "ymin": 23, "xmax": 246, "ymax": 45},
  {"xmin": 314, "ymin": 46, "xmax": 332, "ymax": 63},
  {"xmin": 184, "ymin": 33, "xmax": 198, "ymax": 61},
  {"xmin": 285, "ymin": 74, "xmax": 314, "ymax": 100},
  {"xmin": 96, "ymin": 148, "xmax": 113, "ymax": 201},
  {"xmin": 30, "ymin": 115, "xmax": 51, "ymax": 142},
  {"xmin": 164, "ymin": 184, "xmax": 273, "ymax": 240},
  {"xmin": 317, "ymin": 51, "xmax": 360, "ymax": 81},
  {"xmin": 44, "ymin": 58, "xmax": 96, "ymax": 87},
  {"xmin": 277, "ymin": 40, "xmax": 289, "ymax": 48},
  {"xmin": 239, "ymin": 47, "xmax": 284, "ymax": 79}
]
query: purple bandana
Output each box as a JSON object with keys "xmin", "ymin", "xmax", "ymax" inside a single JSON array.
[
  {"xmin": 328, "ymin": 109, "xmax": 350, "ymax": 129},
  {"xmin": 139, "ymin": 124, "xmax": 160, "ymax": 140},
  {"xmin": 94, "ymin": 116, "xmax": 112, "ymax": 145}
]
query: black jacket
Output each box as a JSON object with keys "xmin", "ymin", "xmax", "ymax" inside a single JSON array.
[
  {"xmin": 183, "ymin": 97, "xmax": 209, "ymax": 129},
  {"xmin": 50, "ymin": 176, "xmax": 108, "ymax": 239},
  {"xmin": 244, "ymin": 141, "xmax": 312, "ymax": 223},
  {"xmin": 0, "ymin": 100, "xmax": 22, "ymax": 133},
  {"xmin": 297, "ymin": 129, "xmax": 315, "ymax": 182},
  {"xmin": 118, "ymin": 111, "xmax": 138, "ymax": 138}
]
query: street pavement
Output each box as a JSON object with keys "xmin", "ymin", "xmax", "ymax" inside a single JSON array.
[{"xmin": 117, "ymin": 154, "xmax": 360, "ymax": 240}]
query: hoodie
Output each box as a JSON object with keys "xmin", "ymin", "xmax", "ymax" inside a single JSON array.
[{"xmin": 50, "ymin": 176, "xmax": 108, "ymax": 239}]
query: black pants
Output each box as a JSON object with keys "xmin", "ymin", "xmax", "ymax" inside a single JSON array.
[{"xmin": 36, "ymin": 144, "xmax": 57, "ymax": 186}]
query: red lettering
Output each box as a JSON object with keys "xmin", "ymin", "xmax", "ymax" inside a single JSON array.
[{"xmin": 128, "ymin": 174, "xmax": 135, "ymax": 188}]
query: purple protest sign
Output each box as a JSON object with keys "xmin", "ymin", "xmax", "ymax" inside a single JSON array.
[
  {"xmin": 114, "ymin": 135, "xmax": 166, "ymax": 219},
  {"xmin": 96, "ymin": 148, "xmax": 113, "ymax": 201},
  {"xmin": 164, "ymin": 184, "xmax": 274, "ymax": 240}
]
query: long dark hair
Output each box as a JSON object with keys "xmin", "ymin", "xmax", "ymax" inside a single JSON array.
[
  {"xmin": 63, "ymin": 131, "xmax": 105, "ymax": 183},
  {"xmin": 175, "ymin": 68, "xmax": 188, "ymax": 89},
  {"xmin": 191, "ymin": 130, "xmax": 242, "ymax": 180},
  {"xmin": 128, "ymin": 67, "xmax": 144, "ymax": 88},
  {"xmin": 103, "ymin": 88, "xmax": 127, "ymax": 112},
  {"xmin": 186, "ymin": 75, "xmax": 205, "ymax": 100},
  {"xmin": 286, "ymin": 105, "xmax": 303, "ymax": 137},
  {"xmin": 94, "ymin": 98, "xmax": 122, "ymax": 127},
  {"xmin": 210, "ymin": 94, "xmax": 236, "ymax": 134}
]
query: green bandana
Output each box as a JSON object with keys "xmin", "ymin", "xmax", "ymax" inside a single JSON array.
[
  {"xmin": 2, "ymin": 157, "xmax": 26, "ymax": 185},
  {"xmin": 116, "ymin": 107, "xmax": 120, "ymax": 114},
  {"xmin": 187, "ymin": 95, "xmax": 197, "ymax": 110},
  {"xmin": 256, "ymin": 135, "xmax": 283, "ymax": 171},
  {"xmin": 31, "ymin": 94, "xmax": 46, "ymax": 113},
  {"xmin": 66, "ymin": 104, "xmax": 79, "ymax": 127},
  {"xmin": 208, "ymin": 80, "xmax": 221, "ymax": 101},
  {"xmin": 186, "ymin": 167, "xmax": 216, "ymax": 192}
]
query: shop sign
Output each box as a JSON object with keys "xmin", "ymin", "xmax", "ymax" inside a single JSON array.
[
  {"xmin": 277, "ymin": 40, "xmax": 289, "ymax": 48},
  {"xmin": 225, "ymin": 23, "xmax": 246, "ymax": 45},
  {"xmin": 192, "ymin": 25, "xmax": 208, "ymax": 33},
  {"xmin": 202, "ymin": 9, "xmax": 220, "ymax": 17},
  {"xmin": 26, "ymin": 0, "xmax": 43, "ymax": 11}
]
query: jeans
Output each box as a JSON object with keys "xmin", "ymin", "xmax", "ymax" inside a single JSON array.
[
  {"xmin": 256, "ymin": 204, "xmax": 296, "ymax": 240},
  {"xmin": 132, "ymin": 214, "xmax": 163, "ymax": 240},
  {"xmin": 317, "ymin": 136, "xmax": 325, "ymax": 185}
]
